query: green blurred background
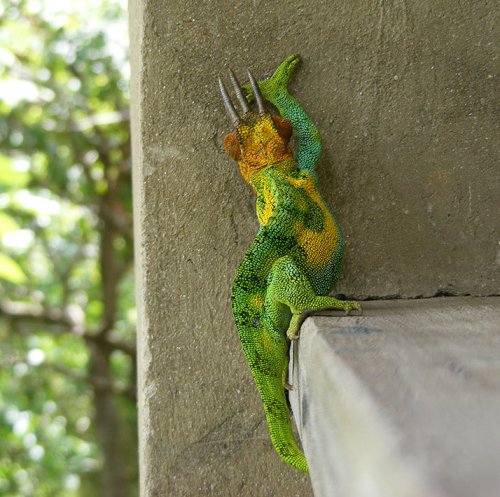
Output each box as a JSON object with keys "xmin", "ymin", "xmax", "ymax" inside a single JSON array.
[{"xmin": 0, "ymin": 1, "xmax": 137, "ymax": 496}]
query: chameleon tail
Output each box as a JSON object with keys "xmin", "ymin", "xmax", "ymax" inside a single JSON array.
[
  {"xmin": 242, "ymin": 327, "xmax": 308, "ymax": 472},
  {"xmin": 257, "ymin": 375, "xmax": 309, "ymax": 472}
]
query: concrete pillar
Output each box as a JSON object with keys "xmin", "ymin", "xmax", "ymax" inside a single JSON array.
[{"xmin": 129, "ymin": 1, "xmax": 499, "ymax": 495}]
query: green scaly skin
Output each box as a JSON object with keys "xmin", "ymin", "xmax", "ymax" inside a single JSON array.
[{"xmin": 228, "ymin": 55, "xmax": 360, "ymax": 472}]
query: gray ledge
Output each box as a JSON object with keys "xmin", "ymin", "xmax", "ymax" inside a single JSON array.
[{"xmin": 289, "ymin": 297, "xmax": 500, "ymax": 497}]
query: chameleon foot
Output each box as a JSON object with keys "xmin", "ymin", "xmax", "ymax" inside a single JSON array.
[
  {"xmin": 286, "ymin": 312, "xmax": 306, "ymax": 341},
  {"xmin": 345, "ymin": 305, "xmax": 363, "ymax": 316},
  {"xmin": 267, "ymin": 53, "xmax": 301, "ymax": 90},
  {"xmin": 243, "ymin": 54, "xmax": 301, "ymax": 104},
  {"xmin": 342, "ymin": 301, "xmax": 363, "ymax": 315}
]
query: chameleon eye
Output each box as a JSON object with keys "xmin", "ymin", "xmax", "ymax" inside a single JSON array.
[
  {"xmin": 272, "ymin": 116, "xmax": 293, "ymax": 142},
  {"xmin": 224, "ymin": 132, "xmax": 241, "ymax": 160}
]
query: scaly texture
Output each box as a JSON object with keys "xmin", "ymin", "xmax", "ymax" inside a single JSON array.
[{"xmin": 222, "ymin": 55, "xmax": 360, "ymax": 473}]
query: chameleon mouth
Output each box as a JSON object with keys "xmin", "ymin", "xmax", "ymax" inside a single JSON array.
[{"xmin": 218, "ymin": 68, "xmax": 265, "ymax": 125}]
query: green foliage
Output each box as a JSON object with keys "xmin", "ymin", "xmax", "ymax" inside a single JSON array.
[
  {"xmin": 0, "ymin": 252, "xmax": 27, "ymax": 284},
  {"xmin": 0, "ymin": 331, "xmax": 95, "ymax": 497},
  {"xmin": 0, "ymin": 1, "xmax": 136, "ymax": 496}
]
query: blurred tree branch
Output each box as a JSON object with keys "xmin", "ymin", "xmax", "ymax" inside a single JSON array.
[
  {"xmin": 0, "ymin": 3, "xmax": 137, "ymax": 496},
  {"xmin": 0, "ymin": 299, "xmax": 136, "ymax": 359}
]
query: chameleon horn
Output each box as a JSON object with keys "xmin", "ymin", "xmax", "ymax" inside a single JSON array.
[
  {"xmin": 218, "ymin": 77, "xmax": 240, "ymax": 125},
  {"xmin": 229, "ymin": 69, "xmax": 250, "ymax": 114},
  {"xmin": 247, "ymin": 70, "xmax": 265, "ymax": 115}
]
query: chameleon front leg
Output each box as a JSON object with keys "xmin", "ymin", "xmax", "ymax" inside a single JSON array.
[
  {"xmin": 265, "ymin": 256, "xmax": 361, "ymax": 340},
  {"xmin": 244, "ymin": 54, "xmax": 322, "ymax": 173}
]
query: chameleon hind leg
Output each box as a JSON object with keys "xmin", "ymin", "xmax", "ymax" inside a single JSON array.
[
  {"xmin": 243, "ymin": 54, "xmax": 322, "ymax": 172},
  {"xmin": 265, "ymin": 256, "xmax": 361, "ymax": 340}
]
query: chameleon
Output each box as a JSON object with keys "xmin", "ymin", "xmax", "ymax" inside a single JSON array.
[{"xmin": 219, "ymin": 54, "xmax": 361, "ymax": 473}]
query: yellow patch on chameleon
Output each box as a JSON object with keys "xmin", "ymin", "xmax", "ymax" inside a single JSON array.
[
  {"xmin": 250, "ymin": 295, "xmax": 264, "ymax": 308},
  {"xmin": 257, "ymin": 184, "xmax": 276, "ymax": 226},
  {"xmin": 288, "ymin": 175, "xmax": 339, "ymax": 267}
]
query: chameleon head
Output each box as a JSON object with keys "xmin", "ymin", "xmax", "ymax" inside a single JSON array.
[{"xmin": 219, "ymin": 70, "xmax": 293, "ymax": 184}]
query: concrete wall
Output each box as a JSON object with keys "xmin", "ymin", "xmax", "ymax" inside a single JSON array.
[{"xmin": 129, "ymin": 1, "xmax": 499, "ymax": 495}]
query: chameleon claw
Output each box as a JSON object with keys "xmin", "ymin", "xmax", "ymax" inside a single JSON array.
[
  {"xmin": 284, "ymin": 382, "xmax": 293, "ymax": 391},
  {"xmin": 228, "ymin": 69, "xmax": 250, "ymax": 114},
  {"xmin": 218, "ymin": 76, "xmax": 240, "ymax": 125}
]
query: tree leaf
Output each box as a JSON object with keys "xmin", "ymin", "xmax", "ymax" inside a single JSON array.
[
  {"xmin": 0, "ymin": 155, "xmax": 29, "ymax": 191},
  {"xmin": 0, "ymin": 212, "xmax": 20, "ymax": 236},
  {"xmin": 0, "ymin": 253, "xmax": 27, "ymax": 284}
]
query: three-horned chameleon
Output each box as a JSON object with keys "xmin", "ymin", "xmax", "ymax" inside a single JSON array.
[{"xmin": 219, "ymin": 54, "xmax": 360, "ymax": 472}]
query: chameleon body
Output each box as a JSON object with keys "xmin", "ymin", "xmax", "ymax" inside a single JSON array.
[{"xmin": 220, "ymin": 55, "xmax": 360, "ymax": 473}]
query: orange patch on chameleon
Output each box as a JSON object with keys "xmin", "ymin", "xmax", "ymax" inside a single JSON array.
[{"xmin": 237, "ymin": 115, "xmax": 293, "ymax": 183}]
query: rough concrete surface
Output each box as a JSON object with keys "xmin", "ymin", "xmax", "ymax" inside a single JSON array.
[
  {"xmin": 129, "ymin": 0, "xmax": 499, "ymax": 495},
  {"xmin": 290, "ymin": 297, "xmax": 500, "ymax": 497}
]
